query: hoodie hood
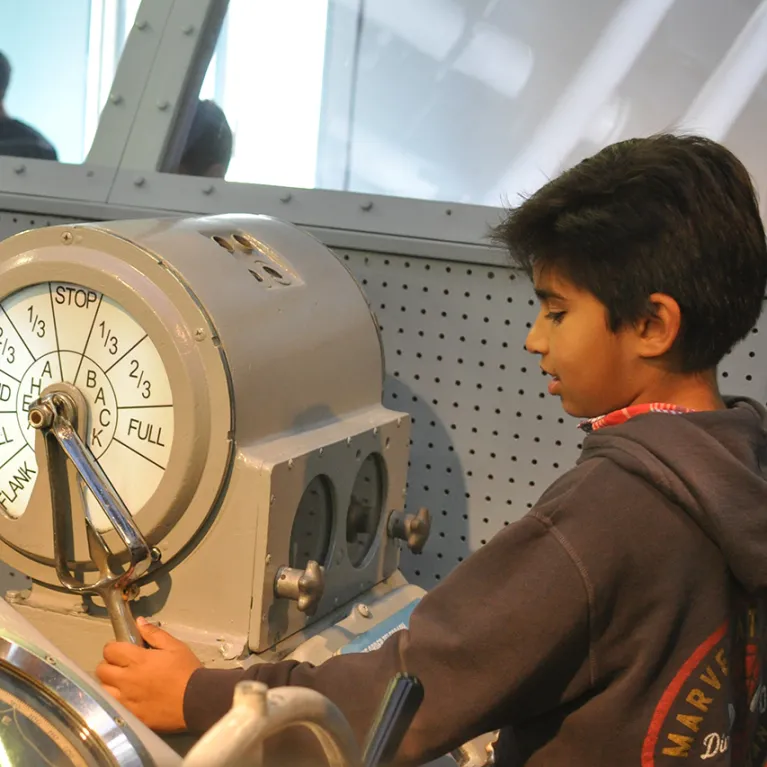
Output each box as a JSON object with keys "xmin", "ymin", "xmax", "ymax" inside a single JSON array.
[{"xmin": 579, "ymin": 396, "xmax": 767, "ymax": 593}]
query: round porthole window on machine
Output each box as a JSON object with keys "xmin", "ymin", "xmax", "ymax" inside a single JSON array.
[
  {"xmin": 346, "ymin": 453, "xmax": 386, "ymax": 567},
  {"xmin": 289, "ymin": 476, "xmax": 334, "ymax": 570}
]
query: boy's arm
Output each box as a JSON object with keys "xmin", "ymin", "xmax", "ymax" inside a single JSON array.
[{"xmin": 184, "ymin": 514, "xmax": 594, "ymax": 764}]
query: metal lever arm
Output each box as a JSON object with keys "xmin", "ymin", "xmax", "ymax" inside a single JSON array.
[
  {"xmin": 29, "ymin": 392, "xmax": 153, "ymax": 645},
  {"xmin": 30, "ymin": 394, "xmax": 153, "ymax": 587}
]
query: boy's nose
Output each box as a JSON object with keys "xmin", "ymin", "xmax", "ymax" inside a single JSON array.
[{"xmin": 525, "ymin": 313, "xmax": 547, "ymax": 355}]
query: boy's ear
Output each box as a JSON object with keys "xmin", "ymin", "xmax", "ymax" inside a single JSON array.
[{"xmin": 633, "ymin": 292, "xmax": 682, "ymax": 359}]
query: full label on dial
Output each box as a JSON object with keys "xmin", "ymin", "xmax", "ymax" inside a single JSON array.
[{"xmin": 0, "ymin": 283, "xmax": 174, "ymax": 531}]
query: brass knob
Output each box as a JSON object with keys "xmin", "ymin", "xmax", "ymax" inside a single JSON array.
[
  {"xmin": 274, "ymin": 561, "xmax": 325, "ymax": 615},
  {"xmin": 387, "ymin": 507, "xmax": 431, "ymax": 554}
]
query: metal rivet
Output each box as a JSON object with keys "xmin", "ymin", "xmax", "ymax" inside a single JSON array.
[
  {"xmin": 135, "ymin": 19, "xmax": 148, "ymax": 30},
  {"xmin": 109, "ymin": 93, "xmax": 123, "ymax": 105},
  {"xmin": 288, "ymin": 458, "xmax": 294, "ymax": 469},
  {"xmin": 202, "ymin": 184, "xmax": 214, "ymax": 195},
  {"xmin": 360, "ymin": 201, "xmax": 374, "ymax": 212},
  {"xmin": 346, "ymin": 437, "xmax": 352, "ymax": 446},
  {"xmin": 194, "ymin": 328, "xmax": 205, "ymax": 341},
  {"xmin": 61, "ymin": 232, "xmax": 73, "ymax": 245},
  {"xmin": 45, "ymin": 656, "xmax": 57, "ymax": 666},
  {"xmin": 280, "ymin": 192, "xmax": 293, "ymax": 203},
  {"xmin": 182, "ymin": 24, "xmax": 195, "ymax": 35},
  {"xmin": 114, "ymin": 717, "xmax": 125, "ymax": 727},
  {"xmin": 134, "ymin": 176, "xmax": 146, "ymax": 188},
  {"xmin": 14, "ymin": 164, "xmax": 25, "ymax": 175},
  {"xmin": 157, "ymin": 100, "xmax": 170, "ymax": 111},
  {"xmin": 270, "ymin": 495, "xmax": 275, "ymax": 505},
  {"xmin": 318, "ymin": 447, "xmax": 324, "ymax": 456}
]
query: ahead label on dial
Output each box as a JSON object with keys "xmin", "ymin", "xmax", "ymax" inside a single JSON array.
[{"xmin": 0, "ymin": 283, "xmax": 175, "ymax": 531}]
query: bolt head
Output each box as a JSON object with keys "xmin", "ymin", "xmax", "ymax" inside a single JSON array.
[{"xmin": 194, "ymin": 328, "xmax": 205, "ymax": 341}]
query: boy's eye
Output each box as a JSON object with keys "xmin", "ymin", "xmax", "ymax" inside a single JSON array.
[{"xmin": 545, "ymin": 311, "xmax": 566, "ymax": 324}]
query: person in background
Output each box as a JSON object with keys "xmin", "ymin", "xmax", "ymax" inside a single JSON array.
[
  {"xmin": 0, "ymin": 51, "xmax": 58, "ymax": 161},
  {"xmin": 176, "ymin": 99, "xmax": 233, "ymax": 178}
]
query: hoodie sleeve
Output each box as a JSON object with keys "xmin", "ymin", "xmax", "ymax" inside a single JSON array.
[{"xmin": 184, "ymin": 514, "xmax": 593, "ymax": 765}]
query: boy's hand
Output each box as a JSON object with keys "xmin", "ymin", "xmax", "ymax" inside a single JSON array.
[{"xmin": 96, "ymin": 617, "xmax": 202, "ymax": 732}]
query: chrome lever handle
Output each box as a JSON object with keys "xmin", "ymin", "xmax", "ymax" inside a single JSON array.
[{"xmin": 29, "ymin": 392, "xmax": 153, "ymax": 589}]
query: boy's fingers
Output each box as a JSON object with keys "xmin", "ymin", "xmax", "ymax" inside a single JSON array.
[
  {"xmin": 102, "ymin": 641, "xmax": 144, "ymax": 667},
  {"xmin": 137, "ymin": 619, "xmax": 182, "ymax": 651},
  {"xmin": 95, "ymin": 661, "xmax": 126, "ymax": 688},
  {"xmin": 99, "ymin": 683, "xmax": 122, "ymax": 702}
]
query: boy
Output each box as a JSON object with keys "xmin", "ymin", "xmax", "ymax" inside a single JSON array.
[{"xmin": 97, "ymin": 134, "xmax": 767, "ymax": 766}]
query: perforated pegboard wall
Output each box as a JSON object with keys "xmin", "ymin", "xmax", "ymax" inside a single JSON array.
[
  {"xmin": 0, "ymin": 210, "xmax": 766, "ymax": 595},
  {"xmin": 337, "ymin": 249, "xmax": 767, "ymax": 588}
]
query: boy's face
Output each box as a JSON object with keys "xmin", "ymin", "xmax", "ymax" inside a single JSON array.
[{"xmin": 526, "ymin": 266, "xmax": 643, "ymax": 418}]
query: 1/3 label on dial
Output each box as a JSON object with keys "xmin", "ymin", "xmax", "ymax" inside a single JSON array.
[{"xmin": 82, "ymin": 297, "xmax": 147, "ymax": 374}]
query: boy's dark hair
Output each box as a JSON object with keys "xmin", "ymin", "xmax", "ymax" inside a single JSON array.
[
  {"xmin": 179, "ymin": 99, "xmax": 233, "ymax": 177},
  {"xmin": 492, "ymin": 134, "xmax": 767, "ymax": 372},
  {"xmin": 0, "ymin": 51, "xmax": 10, "ymax": 101}
]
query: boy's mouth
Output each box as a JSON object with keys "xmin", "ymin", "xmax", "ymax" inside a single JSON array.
[{"xmin": 547, "ymin": 374, "xmax": 561, "ymax": 395}]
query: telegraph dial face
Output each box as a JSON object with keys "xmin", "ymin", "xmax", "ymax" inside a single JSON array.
[{"xmin": 0, "ymin": 282, "xmax": 174, "ymax": 532}]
